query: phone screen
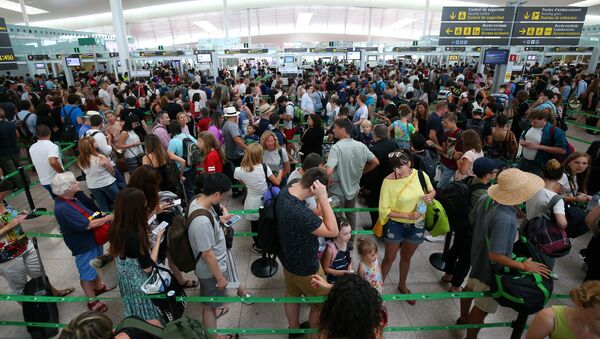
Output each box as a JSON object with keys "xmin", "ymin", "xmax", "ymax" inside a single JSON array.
[{"xmin": 225, "ymin": 215, "xmax": 242, "ymax": 227}]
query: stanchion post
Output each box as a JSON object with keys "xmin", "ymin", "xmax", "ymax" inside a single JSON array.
[
  {"xmin": 18, "ymin": 167, "xmax": 47, "ymax": 219},
  {"xmin": 510, "ymin": 312, "xmax": 528, "ymax": 339},
  {"xmin": 429, "ymin": 232, "xmax": 453, "ymax": 271}
]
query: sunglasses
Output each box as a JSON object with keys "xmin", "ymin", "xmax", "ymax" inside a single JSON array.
[{"xmin": 388, "ymin": 151, "xmax": 410, "ymax": 163}]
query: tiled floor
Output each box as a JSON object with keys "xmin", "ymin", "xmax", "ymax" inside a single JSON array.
[{"xmin": 0, "ymin": 125, "xmax": 595, "ymax": 338}]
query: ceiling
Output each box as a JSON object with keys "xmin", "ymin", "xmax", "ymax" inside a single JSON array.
[{"xmin": 4, "ymin": 0, "xmax": 600, "ymax": 48}]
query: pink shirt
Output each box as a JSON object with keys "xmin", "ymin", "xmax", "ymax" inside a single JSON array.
[
  {"xmin": 152, "ymin": 124, "xmax": 171, "ymax": 150},
  {"xmin": 207, "ymin": 125, "xmax": 223, "ymax": 145}
]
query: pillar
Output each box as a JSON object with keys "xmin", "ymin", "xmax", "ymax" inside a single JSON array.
[
  {"xmin": 587, "ymin": 47, "xmax": 600, "ymax": 74},
  {"xmin": 19, "ymin": 0, "xmax": 29, "ymax": 26},
  {"xmin": 109, "ymin": 0, "xmax": 130, "ymax": 76}
]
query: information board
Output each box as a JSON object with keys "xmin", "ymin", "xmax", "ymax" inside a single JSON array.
[
  {"xmin": 441, "ymin": 7, "xmax": 515, "ymax": 22},
  {"xmin": 0, "ymin": 18, "xmax": 16, "ymax": 70},
  {"xmin": 515, "ymin": 7, "xmax": 587, "ymax": 22}
]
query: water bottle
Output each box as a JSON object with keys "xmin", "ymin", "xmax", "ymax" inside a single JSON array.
[{"xmin": 415, "ymin": 199, "xmax": 427, "ymax": 229}]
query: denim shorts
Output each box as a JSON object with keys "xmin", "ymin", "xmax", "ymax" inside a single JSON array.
[
  {"xmin": 74, "ymin": 245, "xmax": 103, "ymax": 281},
  {"xmin": 383, "ymin": 220, "xmax": 425, "ymax": 244}
]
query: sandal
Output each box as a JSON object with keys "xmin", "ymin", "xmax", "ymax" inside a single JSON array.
[
  {"xmin": 397, "ymin": 287, "xmax": 416, "ymax": 306},
  {"xmin": 94, "ymin": 284, "xmax": 109, "ymax": 296},
  {"xmin": 181, "ymin": 280, "xmax": 199, "ymax": 289},
  {"xmin": 216, "ymin": 307, "xmax": 229, "ymax": 319},
  {"xmin": 87, "ymin": 300, "xmax": 108, "ymax": 313},
  {"xmin": 54, "ymin": 287, "xmax": 75, "ymax": 297}
]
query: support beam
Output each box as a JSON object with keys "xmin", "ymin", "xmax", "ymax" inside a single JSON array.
[
  {"xmin": 109, "ymin": 0, "xmax": 130, "ymax": 76},
  {"xmin": 247, "ymin": 8, "xmax": 252, "ymax": 46},
  {"xmin": 223, "ymin": 0, "xmax": 230, "ymax": 40},
  {"xmin": 423, "ymin": 0, "xmax": 430, "ymax": 37},
  {"xmin": 367, "ymin": 7, "xmax": 372, "ymax": 46},
  {"xmin": 19, "ymin": 0, "xmax": 29, "ymax": 26}
]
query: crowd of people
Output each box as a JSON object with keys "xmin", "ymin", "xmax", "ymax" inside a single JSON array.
[{"xmin": 0, "ymin": 56, "xmax": 599, "ymax": 338}]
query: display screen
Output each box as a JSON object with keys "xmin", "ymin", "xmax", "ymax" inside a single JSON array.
[
  {"xmin": 346, "ymin": 51, "xmax": 361, "ymax": 60},
  {"xmin": 527, "ymin": 55, "xmax": 536, "ymax": 61},
  {"xmin": 196, "ymin": 53, "xmax": 211, "ymax": 63},
  {"xmin": 483, "ymin": 49, "xmax": 509, "ymax": 65},
  {"xmin": 322, "ymin": 57, "xmax": 331, "ymax": 63},
  {"xmin": 35, "ymin": 63, "xmax": 45, "ymax": 69},
  {"xmin": 367, "ymin": 55, "xmax": 377, "ymax": 61},
  {"xmin": 65, "ymin": 57, "xmax": 81, "ymax": 67},
  {"xmin": 283, "ymin": 56, "xmax": 294, "ymax": 63}
]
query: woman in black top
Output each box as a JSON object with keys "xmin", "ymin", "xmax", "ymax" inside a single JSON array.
[
  {"xmin": 511, "ymin": 90, "xmax": 530, "ymax": 139},
  {"xmin": 300, "ymin": 113, "xmax": 325, "ymax": 162},
  {"xmin": 36, "ymin": 103, "xmax": 59, "ymax": 142},
  {"xmin": 109, "ymin": 188, "xmax": 164, "ymax": 326},
  {"xmin": 50, "ymin": 96, "xmax": 64, "ymax": 138}
]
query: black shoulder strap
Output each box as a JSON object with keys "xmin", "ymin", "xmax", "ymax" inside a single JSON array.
[
  {"xmin": 262, "ymin": 163, "xmax": 269, "ymax": 181},
  {"xmin": 417, "ymin": 170, "xmax": 429, "ymax": 194}
]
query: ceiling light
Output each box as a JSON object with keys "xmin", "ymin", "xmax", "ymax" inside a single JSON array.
[
  {"xmin": 389, "ymin": 18, "xmax": 418, "ymax": 29},
  {"xmin": 569, "ymin": 0, "xmax": 600, "ymax": 6},
  {"xmin": 193, "ymin": 21, "xmax": 218, "ymax": 33},
  {"xmin": 296, "ymin": 13, "xmax": 313, "ymax": 28},
  {"xmin": 0, "ymin": 0, "xmax": 48, "ymax": 15}
]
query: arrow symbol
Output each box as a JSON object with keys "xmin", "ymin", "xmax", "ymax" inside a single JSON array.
[
  {"xmin": 524, "ymin": 11, "xmax": 530, "ymax": 20},
  {"xmin": 446, "ymin": 28, "xmax": 453, "ymax": 34},
  {"xmin": 450, "ymin": 11, "xmax": 457, "ymax": 20},
  {"xmin": 519, "ymin": 28, "xmax": 526, "ymax": 34}
]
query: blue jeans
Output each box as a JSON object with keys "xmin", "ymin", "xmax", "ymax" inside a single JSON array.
[
  {"xmin": 90, "ymin": 181, "xmax": 120, "ymax": 212},
  {"xmin": 437, "ymin": 163, "xmax": 456, "ymax": 189},
  {"xmin": 42, "ymin": 184, "xmax": 57, "ymax": 199},
  {"xmin": 113, "ymin": 166, "xmax": 126, "ymax": 189}
]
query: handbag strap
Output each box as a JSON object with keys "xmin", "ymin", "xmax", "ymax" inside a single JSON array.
[{"xmin": 60, "ymin": 197, "xmax": 91, "ymax": 218}]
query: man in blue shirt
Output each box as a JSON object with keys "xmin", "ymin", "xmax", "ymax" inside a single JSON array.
[
  {"xmin": 61, "ymin": 94, "xmax": 84, "ymax": 138},
  {"xmin": 167, "ymin": 120, "xmax": 199, "ymax": 201}
]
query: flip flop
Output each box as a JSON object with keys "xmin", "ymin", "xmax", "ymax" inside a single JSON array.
[
  {"xmin": 397, "ymin": 287, "xmax": 416, "ymax": 306},
  {"xmin": 216, "ymin": 307, "xmax": 229, "ymax": 319},
  {"xmin": 87, "ymin": 300, "xmax": 108, "ymax": 313},
  {"xmin": 181, "ymin": 280, "xmax": 199, "ymax": 289},
  {"xmin": 94, "ymin": 284, "xmax": 111, "ymax": 296},
  {"xmin": 54, "ymin": 287, "xmax": 75, "ymax": 297}
]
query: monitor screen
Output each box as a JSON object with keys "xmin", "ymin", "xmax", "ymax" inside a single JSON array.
[
  {"xmin": 65, "ymin": 57, "xmax": 81, "ymax": 67},
  {"xmin": 322, "ymin": 57, "xmax": 331, "ymax": 63},
  {"xmin": 346, "ymin": 51, "xmax": 361, "ymax": 60},
  {"xmin": 367, "ymin": 55, "xmax": 377, "ymax": 61},
  {"xmin": 35, "ymin": 63, "xmax": 45, "ymax": 69},
  {"xmin": 527, "ymin": 55, "xmax": 536, "ymax": 61},
  {"xmin": 483, "ymin": 49, "xmax": 509, "ymax": 65},
  {"xmin": 196, "ymin": 53, "xmax": 212, "ymax": 63},
  {"xmin": 283, "ymin": 56, "xmax": 294, "ymax": 63}
]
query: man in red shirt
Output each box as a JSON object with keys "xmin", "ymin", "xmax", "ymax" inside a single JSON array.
[{"xmin": 428, "ymin": 112, "xmax": 462, "ymax": 189}]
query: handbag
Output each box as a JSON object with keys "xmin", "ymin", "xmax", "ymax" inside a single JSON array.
[
  {"xmin": 143, "ymin": 265, "xmax": 187, "ymax": 323},
  {"xmin": 417, "ymin": 170, "xmax": 450, "ymax": 237},
  {"xmin": 372, "ymin": 220, "xmax": 384, "ymax": 237},
  {"xmin": 520, "ymin": 195, "xmax": 571, "ymax": 258},
  {"xmin": 261, "ymin": 164, "xmax": 281, "ymax": 203},
  {"xmin": 61, "ymin": 198, "xmax": 110, "ymax": 245},
  {"xmin": 565, "ymin": 203, "xmax": 588, "ymax": 238}
]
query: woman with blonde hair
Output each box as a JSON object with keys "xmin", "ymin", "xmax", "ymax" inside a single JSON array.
[
  {"xmin": 260, "ymin": 130, "xmax": 289, "ymax": 185},
  {"xmin": 77, "ymin": 137, "xmax": 119, "ymax": 212},
  {"xmin": 455, "ymin": 129, "xmax": 484, "ymax": 181},
  {"xmin": 526, "ymin": 280, "xmax": 600, "ymax": 339},
  {"xmin": 234, "ymin": 143, "xmax": 281, "ymax": 254}
]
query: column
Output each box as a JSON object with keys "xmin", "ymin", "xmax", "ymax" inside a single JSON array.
[
  {"xmin": 423, "ymin": 0, "xmax": 429, "ymax": 37},
  {"xmin": 367, "ymin": 8, "xmax": 372, "ymax": 46},
  {"xmin": 223, "ymin": 0, "xmax": 230, "ymax": 40},
  {"xmin": 19, "ymin": 0, "xmax": 29, "ymax": 26},
  {"xmin": 588, "ymin": 47, "xmax": 600, "ymax": 75},
  {"xmin": 247, "ymin": 9, "xmax": 252, "ymax": 47},
  {"xmin": 109, "ymin": 0, "xmax": 129, "ymax": 76},
  {"xmin": 50, "ymin": 62, "xmax": 58, "ymax": 77}
]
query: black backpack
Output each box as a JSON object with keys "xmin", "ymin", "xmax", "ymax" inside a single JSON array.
[
  {"xmin": 16, "ymin": 112, "xmax": 34, "ymax": 139},
  {"xmin": 61, "ymin": 106, "xmax": 78, "ymax": 141},
  {"xmin": 465, "ymin": 118, "xmax": 485, "ymax": 140},
  {"xmin": 520, "ymin": 195, "xmax": 571, "ymax": 258},
  {"xmin": 438, "ymin": 178, "xmax": 487, "ymax": 234},
  {"xmin": 257, "ymin": 191, "xmax": 280, "ymax": 256},
  {"xmin": 412, "ymin": 150, "xmax": 436, "ymax": 183}
]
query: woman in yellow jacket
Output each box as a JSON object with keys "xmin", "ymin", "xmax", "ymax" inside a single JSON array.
[{"xmin": 379, "ymin": 149, "xmax": 435, "ymax": 305}]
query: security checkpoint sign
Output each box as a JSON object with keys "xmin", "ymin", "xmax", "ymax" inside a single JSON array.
[
  {"xmin": 441, "ymin": 7, "xmax": 516, "ymax": 22},
  {"xmin": 515, "ymin": 7, "xmax": 587, "ymax": 22}
]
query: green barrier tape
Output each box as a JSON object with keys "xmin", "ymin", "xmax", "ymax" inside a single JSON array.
[
  {"xmin": 25, "ymin": 232, "xmax": 64, "ymax": 238},
  {"xmin": 25, "ymin": 229, "xmax": 376, "ymax": 238},
  {"xmin": 566, "ymin": 134, "xmax": 593, "ymax": 145},
  {"xmin": 6, "ymin": 157, "xmax": 78, "ymax": 201},
  {"xmin": 565, "ymin": 121, "xmax": 600, "ymax": 133},
  {"xmin": 382, "ymin": 322, "xmax": 513, "ymax": 333},
  {"xmin": 569, "ymin": 110, "xmax": 600, "ymax": 119},
  {"xmin": 60, "ymin": 143, "xmax": 76, "ymax": 152}
]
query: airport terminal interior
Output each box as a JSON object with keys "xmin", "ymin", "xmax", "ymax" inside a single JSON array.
[{"xmin": 1, "ymin": 0, "xmax": 600, "ymax": 338}]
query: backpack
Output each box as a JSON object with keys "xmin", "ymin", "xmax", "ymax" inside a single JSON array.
[
  {"xmin": 256, "ymin": 188, "xmax": 281, "ymax": 257},
  {"xmin": 167, "ymin": 207, "xmax": 215, "ymax": 273},
  {"xmin": 412, "ymin": 150, "xmax": 436, "ymax": 183},
  {"xmin": 16, "ymin": 113, "xmax": 34, "ymax": 139},
  {"xmin": 465, "ymin": 119, "xmax": 485, "ymax": 140},
  {"xmin": 288, "ymin": 103, "xmax": 303, "ymax": 124},
  {"xmin": 549, "ymin": 126, "xmax": 574, "ymax": 162},
  {"xmin": 320, "ymin": 92, "xmax": 328, "ymax": 110},
  {"xmin": 520, "ymin": 195, "xmax": 571, "ymax": 258},
  {"xmin": 438, "ymin": 178, "xmax": 487, "ymax": 234},
  {"xmin": 181, "ymin": 137, "xmax": 203, "ymax": 167},
  {"xmin": 115, "ymin": 315, "xmax": 209, "ymax": 339},
  {"xmin": 61, "ymin": 106, "xmax": 79, "ymax": 142}
]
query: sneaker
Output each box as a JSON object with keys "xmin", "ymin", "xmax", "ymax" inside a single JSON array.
[
  {"xmin": 425, "ymin": 235, "xmax": 445, "ymax": 243},
  {"xmin": 252, "ymin": 244, "xmax": 262, "ymax": 255}
]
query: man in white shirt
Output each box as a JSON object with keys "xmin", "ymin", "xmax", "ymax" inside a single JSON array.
[
  {"xmin": 98, "ymin": 82, "xmax": 112, "ymax": 107},
  {"xmin": 188, "ymin": 82, "xmax": 208, "ymax": 109},
  {"xmin": 301, "ymin": 85, "xmax": 315, "ymax": 115},
  {"xmin": 20, "ymin": 85, "xmax": 32, "ymax": 102},
  {"xmin": 29, "ymin": 125, "xmax": 63, "ymax": 198}
]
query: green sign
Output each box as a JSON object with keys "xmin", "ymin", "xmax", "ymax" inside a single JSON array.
[{"xmin": 78, "ymin": 38, "xmax": 96, "ymax": 46}]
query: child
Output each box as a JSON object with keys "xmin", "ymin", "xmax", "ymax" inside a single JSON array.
[
  {"xmin": 388, "ymin": 104, "xmax": 416, "ymax": 150},
  {"xmin": 357, "ymin": 237, "xmax": 384, "ymax": 295},
  {"xmin": 359, "ymin": 120, "xmax": 374, "ymax": 146},
  {"xmin": 321, "ymin": 220, "xmax": 353, "ymax": 284},
  {"xmin": 244, "ymin": 125, "xmax": 259, "ymax": 144}
]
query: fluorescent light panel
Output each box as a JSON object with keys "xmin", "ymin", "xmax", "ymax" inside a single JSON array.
[
  {"xmin": 296, "ymin": 12, "xmax": 313, "ymax": 27},
  {"xmin": 389, "ymin": 18, "xmax": 418, "ymax": 29},
  {"xmin": 0, "ymin": 0, "xmax": 48, "ymax": 15},
  {"xmin": 193, "ymin": 20, "xmax": 219, "ymax": 32},
  {"xmin": 570, "ymin": 0, "xmax": 600, "ymax": 6}
]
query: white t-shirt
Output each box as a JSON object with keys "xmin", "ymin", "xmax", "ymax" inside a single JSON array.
[
  {"xmin": 234, "ymin": 164, "xmax": 272, "ymax": 197},
  {"xmin": 559, "ymin": 173, "xmax": 578, "ymax": 196},
  {"xmin": 263, "ymin": 148, "xmax": 289, "ymax": 173},
  {"xmin": 283, "ymin": 104, "xmax": 295, "ymax": 130},
  {"xmin": 301, "ymin": 92, "xmax": 315, "ymax": 114},
  {"xmin": 455, "ymin": 150, "xmax": 484, "ymax": 181},
  {"xmin": 522, "ymin": 127, "xmax": 543, "ymax": 160},
  {"xmin": 526, "ymin": 188, "xmax": 565, "ymax": 220},
  {"xmin": 98, "ymin": 88, "xmax": 111, "ymax": 107},
  {"xmin": 81, "ymin": 156, "xmax": 116, "ymax": 189},
  {"xmin": 29, "ymin": 140, "xmax": 62, "ymax": 185}
]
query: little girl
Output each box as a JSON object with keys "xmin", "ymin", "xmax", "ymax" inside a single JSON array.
[
  {"xmin": 321, "ymin": 220, "xmax": 353, "ymax": 284},
  {"xmin": 357, "ymin": 237, "xmax": 384, "ymax": 295}
]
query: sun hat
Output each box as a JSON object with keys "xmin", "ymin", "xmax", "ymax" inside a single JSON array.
[
  {"xmin": 487, "ymin": 168, "xmax": 544, "ymax": 206},
  {"xmin": 258, "ymin": 103, "xmax": 275, "ymax": 115},
  {"xmin": 223, "ymin": 106, "xmax": 239, "ymax": 117},
  {"xmin": 83, "ymin": 110, "xmax": 100, "ymax": 120}
]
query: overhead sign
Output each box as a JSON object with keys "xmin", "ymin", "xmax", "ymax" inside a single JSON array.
[
  {"xmin": 27, "ymin": 54, "xmax": 50, "ymax": 61},
  {"xmin": 193, "ymin": 50, "xmax": 213, "ymax": 55},
  {"xmin": 523, "ymin": 47, "xmax": 544, "ymax": 52},
  {"xmin": 441, "ymin": 7, "xmax": 516, "ymax": 22},
  {"xmin": 139, "ymin": 50, "xmax": 184, "ymax": 57},
  {"xmin": 0, "ymin": 18, "xmax": 16, "ymax": 71},
  {"xmin": 438, "ymin": 38, "xmax": 509, "ymax": 46},
  {"xmin": 448, "ymin": 55, "xmax": 459, "ymax": 61},
  {"xmin": 512, "ymin": 23, "xmax": 583, "ymax": 38},
  {"xmin": 283, "ymin": 48, "xmax": 308, "ymax": 53},
  {"xmin": 511, "ymin": 38, "xmax": 582, "ymax": 46},
  {"xmin": 392, "ymin": 47, "xmax": 437, "ymax": 52},
  {"xmin": 440, "ymin": 23, "xmax": 511, "ymax": 37},
  {"xmin": 348, "ymin": 47, "xmax": 378, "ymax": 52},
  {"xmin": 550, "ymin": 46, "xmax": 594, "ymax": 52},
  {"xmin": 78, "ymin": 37, "xmax": 96, "ymax": 46},
  {"xmin": 308, "ymin": 47, "xmax": 346, "ymax": 53},
  {"xmin": 224, "ymin": 48, "xmax": 269, "ymax": 54},
  {"xmin": 515, "ymin": 7, "xmax": 587, "ymax": 22},
  {"xmin": 108, "ymin": 52, "xmax": 119, "ymax": 57},
  {"xmin": 444, "ymin": 47, "xmax": 466, "ymax": 52}
]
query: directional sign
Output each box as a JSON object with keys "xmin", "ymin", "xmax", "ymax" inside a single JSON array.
[
  {"xmin": 392, "ymin": 47, "xmax": 437, "ymax": 52},
  {"xmin": 441, "ymin": 7, "xmax": 515, "ymax": 22},
  {"xmin": 550, "ymin": 46, "xmax": 594, "ymax": 52},
  {"xmin": 448, "ymin": 55, "xmax": 459, "ymax": 61},
  {"xmin": 108, "ymin": 52, "xmax": 119, "ymax": 57},
  {"xmin": 524, "ymin": 47, "xmax": 544, "ymax": 52},
  {"xmin": 512, "ymin": 23, "xmax": 583, "ymax": 38},
  {"xmin": 0, "ymin": 18, "xmax": 16, "ymax": 70},
  {"xmin": 308, "ymin": 47, "xmax": 347, "ymax": 53},
  {"xmin": 193, "ymin": 50, "xmax": 213, "ymax": 55},
  {"xmin": 444, "ymin": 47, "xmax": 466, "ymax": 52},
  {"xmin": 515, "ymin": 7, "xmax": 587, "ymax": 22},
  {"xmin": 439, "ymin": 38, "xmax": 510, "ymax": 46},
  {"xmin": 224, "ymin": 48, "xmax": 268, "ymax": 54},
  {"xmin": 139, "ymin": 50, "xmax": 185, "ymax": 57},
  {"xmin": 511, "ymin": 38, "xmax": 582, "ymax": 46},
  {"xmin": 440, "ymin": 23, "xmax": 511, "ymax": 38},
  {"xmin": 283, "ymin": 48, "xmax": 307, "ymax": 53}
]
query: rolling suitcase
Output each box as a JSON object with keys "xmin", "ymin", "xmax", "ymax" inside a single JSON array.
[{"xmin": 22, "ymin": 237, "xmax": 59, "ymax": 338}]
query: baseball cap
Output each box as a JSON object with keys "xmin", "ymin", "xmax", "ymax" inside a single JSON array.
[{"xmin": 473, "ymin": 157, "xmax": 503, "ymax": 178}]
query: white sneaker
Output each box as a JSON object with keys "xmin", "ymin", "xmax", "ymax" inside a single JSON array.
[{"xmin": 425, "ymin": 235, "xmax": 445, "ymax": 243}]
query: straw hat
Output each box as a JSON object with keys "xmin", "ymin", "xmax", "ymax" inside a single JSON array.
[
  {"xmin": 223, "ymin": 106, "xmax": 239, "ymax": 117},
  {"xmin": 488, "ymin": 168, "xmax": 544, "ymax": 206},
  {"xmin": 258, "ymin": 103, "xmax": 275, "ymax": 115}
]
